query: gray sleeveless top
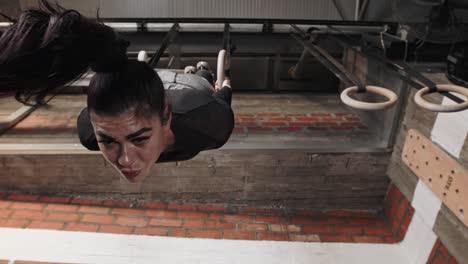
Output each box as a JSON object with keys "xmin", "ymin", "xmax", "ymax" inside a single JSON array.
[{"xmin": 157, "ymin": 70, "xmax": 216, "ymax": 114}]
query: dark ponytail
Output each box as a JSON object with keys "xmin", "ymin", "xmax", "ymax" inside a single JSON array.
[{"xmin": 0, "ymin": 0, "xmax": 129, "ymax": 105}]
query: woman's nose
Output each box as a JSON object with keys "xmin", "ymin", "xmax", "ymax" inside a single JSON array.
[{"xmin": 117, "ymin": 144, "xmax": 136, "ymax": 168}]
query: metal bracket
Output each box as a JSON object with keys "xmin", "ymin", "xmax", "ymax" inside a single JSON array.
[{"xmin": 402, "ymin": 129, "xmax": 468, "ymax": 227}]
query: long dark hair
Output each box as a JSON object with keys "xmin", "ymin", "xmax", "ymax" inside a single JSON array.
[{"xmin": 0, "ymin": 0, "xmax": 130, "ymax": 105}]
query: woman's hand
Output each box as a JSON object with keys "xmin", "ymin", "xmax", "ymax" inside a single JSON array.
[{"xmin": 215, "ymin": 78, "xmax": 231, "ymax": 91}]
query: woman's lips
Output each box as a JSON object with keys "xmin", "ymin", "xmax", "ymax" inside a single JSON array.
[{"xmin": 121, "ymin": 170, "xmax": 141, "ymax": 180}]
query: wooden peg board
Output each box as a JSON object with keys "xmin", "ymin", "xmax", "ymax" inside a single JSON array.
[{"xmin": 402, "ymin": 129, "xmax": 468, "ymax": 227}]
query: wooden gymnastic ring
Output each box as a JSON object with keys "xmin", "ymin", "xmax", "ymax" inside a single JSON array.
[
  {"xmin": 340, "ymin": 85, "xmax": 398, "ymax": 111},
  {"xmin": 137, "ymin": 50, "xmax": 148, "ymax": 62},
  {"xmin": 414, "ymin": 84, "xmax": 468, "ymax": 112},
  {"xmin": 217, "ymin": 49, "xmax": 226, "ymax": 87}
]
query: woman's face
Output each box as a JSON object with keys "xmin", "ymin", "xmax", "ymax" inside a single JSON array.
[{"xmin": 90, "ymin": 109, "xmax": 172, "ymax": 183}]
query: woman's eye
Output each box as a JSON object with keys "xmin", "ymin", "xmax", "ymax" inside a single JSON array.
[
  {"xmin": 98, "ymin": 140, "xmax": 114, "ymax": 146},
  {"xmin": 132, "ymin": 137, "xmax": 149, "ymax": 144}
]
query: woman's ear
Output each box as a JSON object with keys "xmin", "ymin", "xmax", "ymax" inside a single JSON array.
[{"xmin": 162, "ymin": 104, "xmax": 172, "ymax": 127}]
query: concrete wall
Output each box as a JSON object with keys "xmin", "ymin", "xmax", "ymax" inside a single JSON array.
[{"xmin": 0, "ymin": 150, "xmax": 390, "ymax": 211}]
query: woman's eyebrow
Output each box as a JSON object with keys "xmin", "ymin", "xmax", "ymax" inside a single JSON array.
[
  {"xmin": 96, "ymin": 132, "xmax": 114, "ymax": 141},
  {"xmin": 125, "ymin": 127, "xmax": 152, "ymax": 140}
]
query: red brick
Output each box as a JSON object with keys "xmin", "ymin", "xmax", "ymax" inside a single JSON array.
[
  {"xmin": 236, "ymin": 122, "xmax": 256, "ymax": 127},
  {"xmin": 334, "ymin": 226, "xmax": 363, "ymax": 235},
  {"xmin": 183, "ymin": 219, "xmax": 205, "ymax": 228},
  {"xmin": 177, "ymin": 211, "xmax": 208, "ymax": 219},
  {"xmin": 11, "ymin": 202, "xmax": 45, "ymax": 211},
  {"xmin": 111, "ymin": 208, "xmax": 145, "ymax": 216},
  {"xmin": 289, "ymin": 122, "xmax": 311, "ymax": 127},
  {"xmin": 82, "ymin": 214, "xmax": 114, "ymax": 224},
  {"xmin": 296, "ymin": 117, "xmax": 319, "ymax": 122},
  {"xmin": 439, "ymin": 242, "xmax": 450, "ymax": 257},
  {"xmin": 449, "ymin": 256, "xmax": 459, "ymax": 264},
  {"xmin": 46, "ymin": 212, "xmax": 80, "ymax": 222},
  {"xmin": 269, "ymin": 224, "xmax": 287, "ymax": 232},
  {"xmin": 102, "ymin": 200, "xmax": 132, "ymax": 208},
  {"xmin": 233, "ymin": 127, "xmax": 246, "ymax": 133},
  {"xmin": 249, "ymin": 127, "xmax": 273, "ymax": 131},
  {"xmin": 205, "ymin": 220, "xmax": 236, "ymax": 229},
  {"xmin": 70, "ymin": 198, "xmax": 103, "ymax": 206},
  {"xmin": 295, "ymin": 210, "xmax": 321, "ymax": 217},
  {"xmin": 270, "ymin": 117, "xmax": 292, "ymax": 122},
  {"xmin": 134, "ymin": 227, "xmax": 168, "ymax": 236},
  {"xmin": 433, "ymin": 254, "xmax": 447, "ymax": 264},
  {"xmin": 116, "ymin": 216, "xmax": 148, "ymax": 227},
  {"xmin": 223, "ymin": 231, "xmax": 255, "ymax": 240},
  {"xmin": 256, "ymin": 216, "xmax": 281, "ymax": 223},
  {"xmin": 320, "ymin": 235, "xmax": 353, "ymax": 243},
  {"xmin": 167, "ymin": 203, "xmax": 197, "ymax": 211},
  {"xmin": 236, "ymin": 114, "xmax": 254, "ymax": 117},
  {"xmin": 363, "ymin": 227, "xmax": 392, "ymax": 236},
  {"xmin": 258, "ymin": 113, "xmax": 282, "ymax": 117},
  {"xmin": 145, "ymin": 210, "xmax": 177, "ymax": 218},
  {"xmin": 353, "ymin": 236, "xmax": 385, "ymax": 243},
  {"xmin": 0, "ymin": 201, "xmax": 11, "ymax": 209},
  {"xmin": 209, "ymin": 213, "xmax": 223, "ymax": 220},
  {"xmin": 224, "ymin": 214, "xmax": 254, "ymax": 222},
  {"xmin": 257, "ymin": 233, "xmax": 289, "ymax": 241},
  {"xmin": 326, "ymin": 210, "xmax": 355, "ymax": 217},
  {"xmin": 0, "ymin": 209, "xmax": 12, "ymax": 218},
  {"xmin": 65, "ymin": 223, "xmax": 99, "ymax": 232},
  {"xmin": 383, "ymin": 236, "xmax": 398, "ymax": 243},
  {"xmin": 8, "ymin": 194, "xmax": 38, "ymax": 201},
  {"xmin": 239, "ymin": 223, "xmax": 268, "ymax": 232},
  {"xmin": 310, "ymin": 113, "xmax": 331, "ymax": 117},
  {"xmin": 307, "ymin": 127, "xmax": 327, "ymax": 131},
  {"xmin": 171, "ymin": 229, "xmax": 187, "ymax": 237},
  {"xmin": 322, "ymin": 117, "xmax": 343, "ymax": 121},
  {"xmin": 278, "ymin": 127, "xmax": 303, "ymax": 132},
  {"xmin": 39, "ymin": 196, "xmax": 71, "ymax": 203},
  {"xmin": 316, "ymin": 122, "xmax": 336, "ymax": 126},
  {"xmin": 303, "ymin": 225, "xmax": 333, "ymax": 233},
  {"xmin": 78, "ymin": 206, "xmax": 110, "ymax": 214},
  {"xmin": 197, "ymin": 205, "xmax": 227, "ymax": 213},
  {"xmin": 262, "ymin": 122, "xmax": 286, "ymax": 126},
  {"xmin": 395, "ymin": 199, "xmax": 409, "ymax": 223},
  {"xmin": 28, "ymin": 221, "xmax": 64, "ymax": 230},
  {"xmin": 45, "ymin": 204, "xmax": 79, "ymax": 212},
  {"xmin": 289, "ymin": 234, "xmax": 320, "ymax": 242},
  {"xmin": 397, "ymin": 212, "xmax": 412, "ymax": 239},
  {"xmin": 99, "ymin": 225, "xmax": 134, "ymax": 234},
  {"xmin": 11, "ymin": 211, "xmax": 45, "ymax": 220},
  {"xmin": 346, "ymin": 218, "xmax": 384, "ymax": 226},
  {"xmin": 330, "ymin": 125, "xmax": 354, "ymax": 131},
  {"xmin": 0, "ymin": 219, "xmax": 29, "ymax": 228},
  {"xmin": 189, "ymin": 230, "xmax": 221, "ymax": 239},
  {"xmin": 239, "ymin": 207, "xmax": 283, "ymax": 215},
  {"xmin": 150, "ymin": 218, "xmax": 182, "ymax": 227},
  {"xmin": 291, "ymin": 217, "xmax": 315, "ymax": 224},
  {"xmin": 142, "ymin": 201, "xmax": 166, "ymax": 210}
]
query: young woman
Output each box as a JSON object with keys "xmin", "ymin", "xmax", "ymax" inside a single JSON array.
[{"xmin": 0, "ymin": 0, "xmax": 234, "ymax": 183}]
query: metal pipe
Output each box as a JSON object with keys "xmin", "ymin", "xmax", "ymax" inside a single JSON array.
[
  {"xmin": 290, "ymin": 34, "xmax": 356, "ymax": 88},
  {"xmin": 291, "ymin": 25, "xmax": 363, "ymax": 88},
  {"xmin": 149, "ymin": 23, "xmax": 180, "ymax": 67},
  {"xmin": 326, "ymin": 26, "xmax": 465, "ymax": 104}
]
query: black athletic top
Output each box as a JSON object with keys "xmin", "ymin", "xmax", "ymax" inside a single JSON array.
[{"xmin": 77, "ymin": 70, "xmax": 234, "ymax": 162}]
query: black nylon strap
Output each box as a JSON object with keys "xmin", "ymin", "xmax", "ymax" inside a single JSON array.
[{"xmin": 357, "ymin": 85, "xmax": 367, "ymax": 93}]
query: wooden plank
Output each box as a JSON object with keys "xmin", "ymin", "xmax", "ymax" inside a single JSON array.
[{"xmin": 402, "ymin": 129, "xmax": 468, "ymax": 227}]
